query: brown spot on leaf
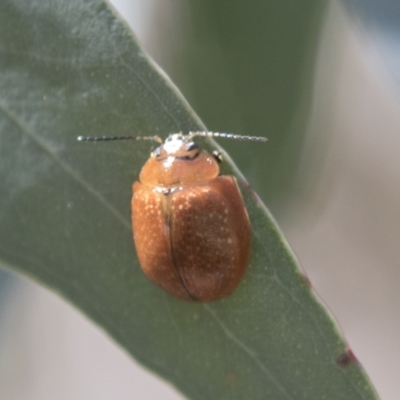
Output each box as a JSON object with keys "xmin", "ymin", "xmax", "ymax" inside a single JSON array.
[
  {"xmin": 243, "ymin": 181, "xmax": 260, "ymax": 201},
  {"xmin": 225, "ymin": 372, "xmax": 238, "ymax": 386},
  {"xmin": 336, "ymin": 348, "xmax": 358, "ymax": 368},
  {"xmin": 302, "ymin": 274, "xmax": 312, "ymax": 288}
]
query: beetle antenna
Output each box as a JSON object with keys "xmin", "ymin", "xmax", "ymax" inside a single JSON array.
[
  {"xmin": 77, "ymin": 135, "xmax": 163, "ymax": 144},
  {"xmin": 188, "ymin": 131, "xmax": 268, "ymax": 142}
]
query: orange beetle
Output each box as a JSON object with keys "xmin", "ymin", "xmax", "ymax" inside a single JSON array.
[{"xmin": 78, "ymin": 131, "xmax": 267, "ymax": 301}]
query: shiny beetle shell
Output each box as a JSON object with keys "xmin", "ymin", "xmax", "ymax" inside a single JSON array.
[{"xmin": 131, "ymin": 133, "xmax": 251, "ymax": 302}]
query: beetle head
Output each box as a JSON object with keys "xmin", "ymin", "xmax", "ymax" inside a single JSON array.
[{"xmin": 152, "ymin": 133, "xmax": 199, "ymax": 161}]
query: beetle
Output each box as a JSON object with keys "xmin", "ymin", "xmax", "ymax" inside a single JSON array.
[{"xmin": 78, "ymin": 131, "xmax": 267, "ymax": 301}]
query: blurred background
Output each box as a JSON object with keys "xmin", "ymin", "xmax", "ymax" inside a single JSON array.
[{"xmin": 0, "ymin": 0, "xmax": 399, "ymax": 398}]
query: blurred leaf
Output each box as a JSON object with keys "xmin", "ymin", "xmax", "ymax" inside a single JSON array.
[
  {"xmin": 150, "ymin": 1, "xmax": 329, "ymax": 217},
  {"xmin": 0, "ymin": 0, "xmax": 378, "ymax": 399},
  {"xmin": 343, "ymin": 0, "xmax": 400, "ymax": 86},
  {"xmin": 0, "ymin": 270, "xmax": 13, "ymax": 317}
]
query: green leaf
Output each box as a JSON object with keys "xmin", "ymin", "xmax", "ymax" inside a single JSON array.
[{"xmin": 0, "ymin": 1, "xmax": 378, "ymax": 399}]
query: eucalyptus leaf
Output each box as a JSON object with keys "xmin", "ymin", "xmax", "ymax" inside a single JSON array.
[{"xmin": 0, "ymin": 0, "xmax": 378, "ymax": 399}]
